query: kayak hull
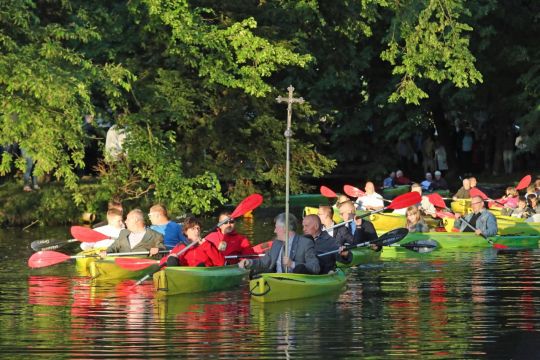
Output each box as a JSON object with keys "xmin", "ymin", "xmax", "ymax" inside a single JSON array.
[
  {"xmin": 75, "ymin": 248, "xmax": 107, "ymax": 276},
  {"xmin": 398, "ymin": 232, "xmax": 540, "ymax": 249},
  {"xmin": 89, "ymin": 257, "xmax": 159, "ymax": 281},
  {"xmin": 249, "ymin": 270, "xmax": 347, "ymax": 303},
  {"xmin": 304, "ymin": 207, "xmax": 406, "ymax": 232},
  {"xmin": 442, "ymin": 217, "xmax": 540, "ymax": 235},
  {"xmin": 153, "ymin": 265, "xmax": 248, "ymax": 295}
]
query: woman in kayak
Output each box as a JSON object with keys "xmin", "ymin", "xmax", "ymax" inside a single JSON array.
[
  {"xmin": 406, "ymin": 205, "xmax": 429, "ymax": 233},
  {"xmin": 166, "ymin": 217, "xmax": 225, "ymax": 267}
]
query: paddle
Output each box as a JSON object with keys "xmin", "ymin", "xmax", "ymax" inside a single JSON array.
[
  {"xmin": 30, "ymin": 226, "xmax": 110, "ymax": 252},
  {"xmin": 115, "ymin": 253, "xmax": 265, "ymax": 271},
  {"xmin": 343, "ymin": 185, "xmax": 365, "ymax": 198},
  {"xmin": 132, "ymin": 193, "xmax": 264, "ymax": 285},
  {"xmin": 27, "ymin": 249, "xmax": 170, "ymax": 269},
  {"xmin": 318, "ymin": 228, "xmax": 409, "ymax": 257},
  {"xmin": 324, "ymin": 191, "xmax": 422, "ymax": 232},
  {"xmin": 320, "ymin": 186, "xmax": 337, "ymax": 198},
  {"xmin": 516, "ymin": 174, "xmax": 532, "ymax": 191},
  {"xmin": 393, "ymin": 240, "xmax": 438, "ymax": 253}
]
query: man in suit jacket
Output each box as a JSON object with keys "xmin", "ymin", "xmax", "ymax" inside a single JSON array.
[
  {"xmin": 335, "ymin": 201, "xmax": 378, "ymax": 246},
  {"xmin": 302, "ymin": 214, "xmax": 351, "ymax": 274},
  {"xmin": 102, "ymin": 209, "xmax": 165, "ymax": 256},
  {"xmin": 238, "ymin": 213, "xmax": 320, "ymax": 275}
]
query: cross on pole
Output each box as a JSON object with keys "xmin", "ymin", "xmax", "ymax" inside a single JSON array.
[{"xmin": 276, "ymin": 85, "xmax": 304, "ymax": 273}]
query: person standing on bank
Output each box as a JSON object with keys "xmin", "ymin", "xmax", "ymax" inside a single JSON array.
[{"xmin": 238, "ymin": 213, "xmax": 320, "ymax": 275}]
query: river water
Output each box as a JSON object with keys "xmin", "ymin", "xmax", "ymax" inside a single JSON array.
[{"xmin": 1, "ymin": 211, "xmax": 540, "ymax": 359}]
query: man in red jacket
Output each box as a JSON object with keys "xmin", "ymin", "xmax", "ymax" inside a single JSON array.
[
  {"xmin": 205, "ymin": 211, "xmax": 255, "ymax": 264},
  {"xmin": 166, "ymin": 217, "xmax": 225, "ymax": 267}
]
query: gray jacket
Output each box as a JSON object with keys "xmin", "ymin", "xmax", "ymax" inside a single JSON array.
[
  {"xmin": 454, "ymin": 209, "xmax": 498, "ymax": 237},
  {"xmin": 250, "ymin": 233, "xmax": 320, "ymax": 275}
]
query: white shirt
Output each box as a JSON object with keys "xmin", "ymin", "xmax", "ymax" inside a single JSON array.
[
  {"xmin": 355, "ymin": 193, "xmax": 384, "ymax": 210},
  {"xmin": 79, "ymin": 225, "xmax": 121, "ymax": 251},
  {"xmin": 128, "ymin": 230, "xmax": 146, "ymax": 249}
]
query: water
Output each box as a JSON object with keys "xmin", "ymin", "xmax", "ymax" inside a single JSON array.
[{"xmin": 1, "ymin": 214, "xmax": 540, "ymax": 358}]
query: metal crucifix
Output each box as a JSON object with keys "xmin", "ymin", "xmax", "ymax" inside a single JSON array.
[{"xmin": 276, "ymin": 85, "xmax": 304, "ymax": 273}]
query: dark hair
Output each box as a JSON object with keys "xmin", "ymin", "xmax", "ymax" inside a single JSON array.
[{"xmin": 183, "ymin": 216, "xmax": 202, "ymax": 235}]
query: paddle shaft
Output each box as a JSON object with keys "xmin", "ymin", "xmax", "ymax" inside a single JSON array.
[
  {"xmin": 31, "ymin": 238, "xmax": 79, "ymax": 252},
  {"xmin": 324, "ymin": 208, "xmax": 385, "ymax": 232},
  {"xmin": 317, "ymin": 239, "xmax": 377, "ymax": 257}
]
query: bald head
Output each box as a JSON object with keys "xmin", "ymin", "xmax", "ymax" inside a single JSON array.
[
  {"xmin": 463, "ymin": 179, "xmax": 471, "ymax": 190},
  {"xmin": 302, "ymin": 214, "xmax": 322, "ymax": 237},
  {"xmin": 365, "ymin": 181, "xmax": 375, "ymax": 194}
]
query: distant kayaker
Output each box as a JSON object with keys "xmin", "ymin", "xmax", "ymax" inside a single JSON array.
[
  {"xmin": 395, "ymin": 170, "xmax": 412, "ymax": 185},
  {"xmin": 420, "ymin": 173, "xmax": 433, "ymax": 192},
  {"xmin": 405, "ymin": 206, "xmax": 429, "ymax": 233},
  {"xmin": 431, "ymin": 171, "xmax": 449, "ymax": 190},
  {"xmin": 205, "ymin": 210, "xmax": 255, "ymax": 264},
  {"xmin": 393, "ymin": 183, "xmax": 436, "ymax": 217},
  {"xmin": 318, "ymin": 205, "xmax": 336, "ymax": 237},
  {"xmin": 238, "ymin": 213, "xmax": 320, "ymax": 275},
  {"xmin": 302, "ymin": 214, "xmax": 351, "ymax": 274},
  {"xmin": 166, "ymin": 217, "xmax": 225, "ymax": 267},
  {"xmin": 355, "ymin": 182, "xmax": 384, "ymax": 211},
  {"xmin": 148, "ymin": 204, "xmax": 187, "ymax": 250},
  {"xmin": 383, "ymin": 171, "xmax": 396, "ymax": 188},
  {"xmin": 81, "ymin": 208, "xmax": 124, "ymax": 251},
  {"xmin": 452, "ymin": 178, "xmax": 471, "ymax": 200},
  {"xmin": 453, "ymin": 196, "xmax": 498, "ymax": 237},
  {"xmin": 101, "ymin": 209, "xmax": 165, "ymax": 257},
  {"xmin": 336, "ymin": 201, "xmax": 378, "ymax": 246}
]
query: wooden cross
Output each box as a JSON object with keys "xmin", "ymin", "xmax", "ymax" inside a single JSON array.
[{"xmin": 276, "ymin": 85, "xmax": 304, "ymax": 273}]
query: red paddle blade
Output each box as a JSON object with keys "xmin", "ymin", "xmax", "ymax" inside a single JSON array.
[
  {"xmin": 469, "ymin": 187, "xmax": 488, "ymax": 200},
  {"xmin": 28, "ymin": 251, "xmax": 71, "ymax": 268},
  {"xmin": 70, "ymin": 226, "xmax": 109, "ymax": 242},
  {"xmin": 343, "ymin": 185, "xmax": 365, "ymax": 198},
  {"xmin": 427, "ymin": 193, "xmax": 447, "ymax": 209},
  {"xmin": 252, "ymin": 240, "xmax": 273, "ymax": 254},
  {"xmin": 114, "ymin": 258, "xmax": 158, "ymax": 271},
  {"xmin": 230, "ymin": 194, "xmax": 263, "ymax": 219},
  {"xmin": 320, "ymin": 186, "xmax": 337, "ymax": 198},
  {"xmin": 493, "ymin": 243, "xmax": 509, "ymax": 249},
  {"xmin": 516, "ymin": 175, "xmax": 532, "ymax": 191},
  {"xmin": 387, "ymin": 192, "xmax": 421, "ymax": 210}
]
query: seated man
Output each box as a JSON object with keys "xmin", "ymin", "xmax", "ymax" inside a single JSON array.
[
  {"xmin": 453, "ymin": 196, "xmax": 498, "ymax": 237},
  {"xmin": 206, "ymin": 210, "xmax": 255, "ymax": 264},
  {"xmin": 318, "ymin": 205, "xmax": 336, "ymax": 237},
  {"xmin": 355, "ymin": 181, "xmax": 384, "ymax": 211},
  {"xmin": 238, "ymin": 213, "xmax": 320, "ymax": 275},
  {"xmin": 336, "ymin": 201, "xmax": 378, "ymax": 246},
  {"xmin": 102, "ymin": 209, "xmax": 164, "ymax": 256},
  {"xmin": 395, "ymin": 170, "xmax": 411, "ymax": 185},
  {"xmin": 383, "ymin": 171, "xmax": 396, "ymax": 188},
  {"xmin": 420, "ymin": 172, "xmax": 433, "ymax": 192},
  {"xmin": 431, "ymin": 170, "xmax": 449, "ymax": 190},
  {"xmin": 453, "ymin": 178, "xmax": 471, "ymax": 200},
  {"xmin": 81, "ymin": 208, "xmax": 124, "ymax": 251},
  {"xmin": 166, "ymin": 217, "xmax": 225, "ymax": 267},
  {"xmin": 302, "ymin": 214, "xmax": 351, "ymax": 274},
  {"xmin": 148, "ymin": 204, "xmax": 187, "ymax": 250}
]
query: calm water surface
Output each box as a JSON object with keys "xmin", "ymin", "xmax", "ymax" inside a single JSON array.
[{"xmin": 1, "ymin": 210, "xmax": 540, "ymax": 359}]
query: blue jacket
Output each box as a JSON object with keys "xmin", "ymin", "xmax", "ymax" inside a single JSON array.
[{"xmin": 454, "ymin": 209, "xmax": 498, "ymax": 237}]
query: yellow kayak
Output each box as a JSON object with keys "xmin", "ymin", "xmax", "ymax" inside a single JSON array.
[
  {"xmin": 304, "ymin": 206, "xmax": 406, "ymax": 232},
  {"xmin": 442, "ymin": 217, "xmax": 540, "ymax": 235}
]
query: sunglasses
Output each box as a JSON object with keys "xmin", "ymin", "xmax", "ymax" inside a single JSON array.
[{"xmin": 223, "ymin": 219, "xmax": 235, "ymax": 224}]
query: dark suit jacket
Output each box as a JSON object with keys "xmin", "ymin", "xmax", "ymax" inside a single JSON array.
[
  {"xmin": 106, "ymin": 228, "xmax": 165, "ymax": 254},
  {"xmin": 250, "ymin": 233, "xmax": 320, "ymax": 275},
  {"xmin": 334, "ymin": 220, "xmax": 377, "ymax": 246},
  {"xmin": 313, "ymin": 231, "xmax": 352, "ymax": 274}
]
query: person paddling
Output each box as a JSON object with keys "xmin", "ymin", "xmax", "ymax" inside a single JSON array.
[
  {"xmin": 238, "ymin": 213, "xmax": 320, "ymax": 275},
  {"xmin": 166, "ymin": 217, "xmax": 225, "ymax": 267},
  {"xmin": 453, "ymin": 196, "xmax": 498, "ymax": 237},
  {"xmin": 302, "ymin": 214, "xmax": 351, "ymax": 274},
  {"xmin": 101, "ymin": 209, "xmax": 164, "ymax": 257},
  {"xmin": 80, "ymin": 208, "xmax": 124, "ymax": 251},
  {"xmin": 336, "ymin": 201, "xmax": 378, "ymax": 246},
  {"xmin": 453, "ymin": 178, "xmax": 471, "ymax": 200},
  {"xmin": 205, "ymin": 211, "xmax": 255, "ymax": 264}
]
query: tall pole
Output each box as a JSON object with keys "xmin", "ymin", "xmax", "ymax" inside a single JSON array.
[{"xmin": 276, "ymin": 85, "xmax": 304, "ymax": 273}]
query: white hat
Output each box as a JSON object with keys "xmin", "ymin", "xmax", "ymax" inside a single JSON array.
[{"xmin": 434, "ymin": 170, "xmax": 441, "ymax": 176}]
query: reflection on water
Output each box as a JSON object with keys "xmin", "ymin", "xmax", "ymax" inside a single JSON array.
[{"xmin": 1, "ymin": 219, "xmax": 540, "ymax": 357}]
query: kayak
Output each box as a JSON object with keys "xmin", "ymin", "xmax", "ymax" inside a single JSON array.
[
  {"xmin": 382, "ymin": 185, "xmax": 409, "ymax": 199},
  {"xmin": 304, "ymin": 207, "xmax": 406, "ymax": 232},
  {"xmin": 75, "ymin": 248, "xmax": 107, "ymax": 276},
  {"xmin": 275, "ymin": 194, "xmax": 330, "ymax": 207},
  {"xmin": 442, "ymin": 217, "xmax": 540, "ymax": 235},
  {"xmin": 89, "ymin": 257, "xmax": 159, "ymax": 281},
  {"xmin": 451, "ymin": 199, "xmax": 472, "ymax": 214},
  {"xmin": 153, "ymin": 265, "xmax": 248, "ymax": 295},
  {"xmin": 338, "ymin": 247, "xmax": 380, "ymax": 267},
  {"xmin": 398, "ymin": 232, "xmax": 540, "ymax": 250},
  {"xmin": 249, "ymin": 269, "xmax": 347, "ymax": 303}
]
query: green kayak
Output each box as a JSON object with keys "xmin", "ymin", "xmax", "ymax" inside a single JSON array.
[
  {"xmin": 276, "ymin": 194, "xmax": 330, "ymax": 207},
  {"xmin": 398, "ymin": 232, "xmax": 540, "ymax": 250},
  {"xmin": 249, "ymin": 269, "xmax": 347, "ymax": 303},
  {"xmin": 338, "ymin": 247, "xmax": 380, "ymax": 267},
  {"xmin": 382, "ymin": 185, "xmax": 409, "ymax": 199},
  {"xmin": 153, "ymin": 265, "xmax": 249, "ymax": 296},
  {"xmin": 89, "ymin": 257, "xmax": 159, "ymax": 281}
]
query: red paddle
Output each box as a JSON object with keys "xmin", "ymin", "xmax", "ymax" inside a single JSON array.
[
  {"xmin": 516, "ymin": 175, "xmax": 532, "ymax": 191},
  {"xmin": 115, "ymin": 253, "xmax": 264, "ymax": 271},
  {"xmin": 132, "ymin": 193, "xmax": 265, "ymax": 285},
  {"xmin": 252, "ymin": 240, "xmax": 273, "ymax": 254},
  {"xmin": 27, "ymin": 249, "xmax": 169, "ymax": 269},
  {"xmin": 343, "ymin": 185, "xmax": 365, "ymax": 198},
  {"xmin": 70, "ymin": 226, "xmax": 110, "ymax": 242},
  {"xmin": 320, "ymin": 186, "xmax": 337, "ymax": 198}
]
